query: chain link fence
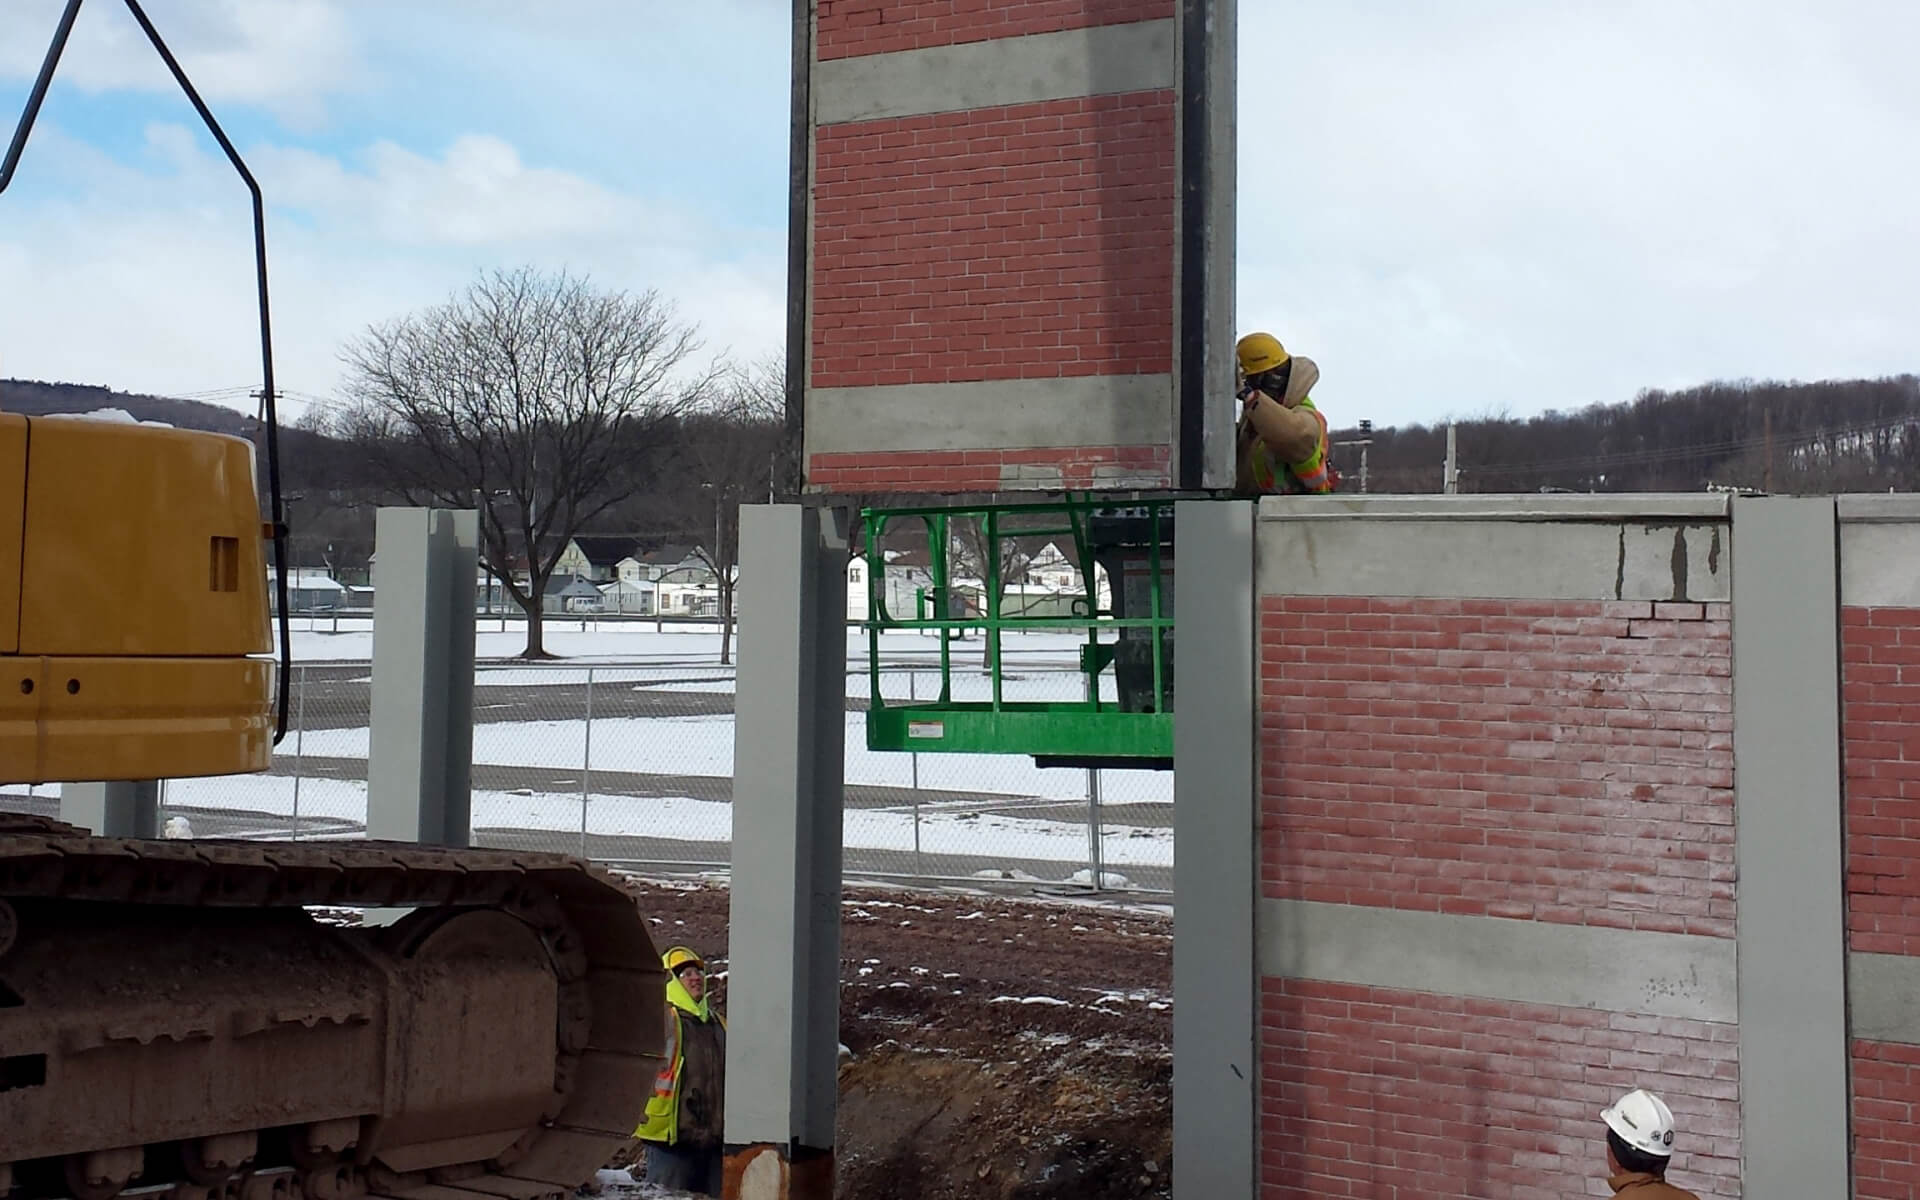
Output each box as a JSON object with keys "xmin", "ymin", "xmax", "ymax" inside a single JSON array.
[{"xmin": 0, "ymin": 644, "xmax": 1173, "ymax": 896}]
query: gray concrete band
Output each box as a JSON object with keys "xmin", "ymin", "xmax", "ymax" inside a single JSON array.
[
  {"xmin": 724, "ymin": 504, "xmax": 850, "ymax": 1152},
  {"xmin": 1172, "ymin": 499, "xmax": 1256, "ymax": 1200},
  {"xmin": 1850, "ymin": 952, "xmax": 1920, "ymax": 1045},
  {"xmin": 814, "ymin": 20, "xmax": 1175, "ymax": 126},
  {"xmin": 1255, "ymin": 507, "xmax": 1730, "ymax": 602},
  {"xmin": 1729, "ymin": 495, "xmax": 1850, "ymax": 1199},
  {"xmin": 805, "ymin": 375, "xmax": 1175, "ymax": 458},
  {"xmin": 1256, "ymin": 899, "xmax": 1738, "ymax": 1024},
  {"xmin": 1840, "ymin": 501, "xmax": 1920, "ymax": 606}
]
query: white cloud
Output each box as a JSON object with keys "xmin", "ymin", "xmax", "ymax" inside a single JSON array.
[
  {"xmin": 0, "ymin": 123, "xmax": 785, "ymax": 413},
  {"xmin": 1237, "ymin": 0, "xmax": 1920, "ymax": 428},
  {"xmin": 0, "ymin": 0, "xmax": 357, "ymax": 127},
  {"xmin": 260, "ymin": 135, "xmax": 634, "ymax": 246}
]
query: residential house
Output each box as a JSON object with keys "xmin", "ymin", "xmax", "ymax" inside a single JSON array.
[
  {"xmin": 543, "ymin": 575, "xmax": 604, "ymax": 614},
  {"xmin": 846, "ymin": 550, "xmax": 938, "ymax": 622},
  {"xmin": 549, "ymin": 535, "xmax": 636, "ymax": 584},
  {"xmin": 598, "ymin": 577, "xmax": 657, "ymax": 615},
  {"xmin": 633, "ymin": 544, "xmax": 705, "ymax": 582},
  {"xmin": 269, "ymin": 568, "xmax": 348, "ymax": 614}
]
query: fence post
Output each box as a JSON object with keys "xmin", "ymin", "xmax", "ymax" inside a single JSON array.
[
  {"xmin": 1084, "ymin": 670, "xmax": 1103, "ymax": 891},
  {"xmin": 291, "ymin": 663, "xmax": 307, "ymax": 839},
  {"xmin": 909, "ymin": 668, "xmax": 922, "ymax": 881},
  {"xmin": 581, "ymin": 667, "xmax": 594, "ymax": 860},
  {"xmin": 1087, "ymin": 767, "xmax": 1104, "ymax": 891}
]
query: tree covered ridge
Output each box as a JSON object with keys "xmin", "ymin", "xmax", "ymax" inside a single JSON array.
[{"xmin": 1332, "ymin": 374, "xmax": 1920, "ymax": 495}]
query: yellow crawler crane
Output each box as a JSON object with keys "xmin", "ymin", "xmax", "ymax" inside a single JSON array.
[{"xmin": 0, "ymin": 7, "xmax": 662, "ymax": 1200}]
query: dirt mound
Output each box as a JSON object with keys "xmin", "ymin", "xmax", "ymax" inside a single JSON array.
[{"xmin": 613, "ymin": 877, "xmax": 1173, "ymax": 1200}]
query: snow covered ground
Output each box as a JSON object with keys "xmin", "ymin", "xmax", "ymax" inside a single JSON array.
[{"xmin": 1, "ymin": 623, "xmax": 1174, "ymax": 889}]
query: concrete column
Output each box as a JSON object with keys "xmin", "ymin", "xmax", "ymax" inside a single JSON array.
[
  {"xmin": 366, "ymin": 507, "xmax": 478, "ymax": 847},
  {"xmin": 1175, "ymin": 0, "xmax": 1238, "ymax": 490},
  {"xmin": 1172, "ymin": 498, "xmax": 1256, "ymax": 1199},
  {"xmin": 723, "ymin": 504, "xmax": 849, "ymax": 1200},
  {"xmin": 1730, "ymin": 495, "xmax": 1850, "ymax": 1197},
  {"xmin": 59, "ymin": 780, "xmax": 158, "ymax": 837}
]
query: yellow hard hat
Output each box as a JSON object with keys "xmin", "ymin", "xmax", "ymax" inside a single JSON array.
[
  {"xmin": 1236, "ymin": 332, "xmax": 1290, "ymax": 377},
  {"xmin": 662, "ymin": 945, "xmax": 705, "ymax": 973}
]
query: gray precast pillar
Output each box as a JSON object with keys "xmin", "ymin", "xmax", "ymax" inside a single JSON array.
[
  {"xmin": 59, "ymin": 780, "xmax": 159, "ymax": 837},
  {"xmin": 366, "ymin": 506, "xmax": 478, "ymax": 847},
  {"xmin": 1172, "ymin": 498, "xmax": 1258, "ymax": 1199},
  {"xmin": 1730, "ymin": 495, "xmax": 1850, "ymax": 1197},
  {"xmin": 723, "ymin": 503, "xmax": 849, "ymax": 1200}
]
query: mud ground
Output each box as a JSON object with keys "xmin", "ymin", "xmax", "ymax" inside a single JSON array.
[{"xmin": 611, "ymin": 875, "xmax": 1174, "ymax": 1200}]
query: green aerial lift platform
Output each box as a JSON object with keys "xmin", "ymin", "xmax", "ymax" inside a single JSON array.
[{"xmin": 860, "ymin": 497, "xmax": 1175, "ymax": 771}]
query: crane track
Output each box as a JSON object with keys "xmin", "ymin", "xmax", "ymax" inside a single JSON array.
[{"xmin": 0, "ymin": 815, "xmax": 662, "ymax": 1200}]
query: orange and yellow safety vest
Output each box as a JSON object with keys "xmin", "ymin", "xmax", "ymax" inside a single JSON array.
[{"xmin": 1244, "ymin": 398, "xmax": 1334, "ymax": 494}]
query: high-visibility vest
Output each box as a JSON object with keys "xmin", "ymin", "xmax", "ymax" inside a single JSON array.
[
  {"xmin": 1246, "ymin": 398, "xmax": 1334, "ymax": 494},
  {"xmin": 635, "ymin": 978, "xmax": 724, "ymax": 1144}
]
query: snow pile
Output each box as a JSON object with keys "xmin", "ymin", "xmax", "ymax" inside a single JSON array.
[{"xmin": 41, "ymin": 407, "xmax": 175, "ymax": 427}]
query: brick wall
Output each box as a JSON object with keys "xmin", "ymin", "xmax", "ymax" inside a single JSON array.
[
  {"xmin": 1854, "ymin": 1041, "xmax": 1920, "ymax": 1199},
  {"xmin": 1259, "ymin": 596, "xmax": 1736, "ymax": 935},
  {"xmin": 1844, "ymin": 605, "xmax": 1920, "ymax": 1197},
  {"xmin": 816, "ymin": 0, "xmax": 1175, "ymax": 60},
  {"xmin": 1260, "ymin": 979, "xmax": 1742, "ymax": 1199},
  {"xmin": 812, "ymin": 94, "xmax": 1175, "ymax": 390}
]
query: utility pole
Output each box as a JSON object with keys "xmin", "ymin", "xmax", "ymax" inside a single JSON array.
[
  {"xmin": 1443, "ymin": 423, "xmax": 1460, "ymax": 494},
  {"xmin": 1763, "ymin": 407, "xmax": 1775, "ymax": 493},
  {"xmin": 1334, "ymin": 419, "xmax": 1374, "ymax": 493}
]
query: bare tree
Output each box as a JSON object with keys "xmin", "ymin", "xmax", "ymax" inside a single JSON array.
[
  {"xmin": 676, "ymin": 356, "xmax": 786, "ymax": 665},
  {"xmin": 333, "ymin": 266, "xmax": 712, "ymax": 657}
]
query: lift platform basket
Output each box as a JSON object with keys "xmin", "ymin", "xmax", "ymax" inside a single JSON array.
[{"xmin": 860, "ymin": 498, "xmax": 1174, "ymax": 770}]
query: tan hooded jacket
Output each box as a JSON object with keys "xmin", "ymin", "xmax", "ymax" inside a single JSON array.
[{"xmin": 1235, "ymin": 355, "xmax": 1326, "ymax": 494}]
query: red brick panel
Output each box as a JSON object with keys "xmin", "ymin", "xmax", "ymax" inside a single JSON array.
[
  {"xmin": 816, "ymin": 0, "xmax": 1175, "ymax": 61},
  {"xmin": 1843, "ymin": 606, "xmax": 1920, "ymax": 956},
  {"xmin": 1258, "ymin": 597, "xmax": 1736, "ymax": 936},
  {"xmin": 811, "ymin": 94, "xmax": 1175, "ymax": 390},
  {"xmin": 1259, "ymin": 978, "xmax": 1741, "ymax": 1200},
  {"xmin": 1855, "ymin": 1039, "xmax": 1920, "ymax": 1198},
  {"xmin": 809, "ymin": 444, "xmax": 1169, "ymax": 493}
]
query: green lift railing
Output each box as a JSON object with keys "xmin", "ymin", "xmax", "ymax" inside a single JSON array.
[{"xmin": 861, "ymin": 497, "xmax": 1174, "ymax": 770}]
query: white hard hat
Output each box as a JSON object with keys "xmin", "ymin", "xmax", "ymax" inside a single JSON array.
[{"xmin": 1602, "ymin": 1089, "xmax": 1676, "ymax": 1158}]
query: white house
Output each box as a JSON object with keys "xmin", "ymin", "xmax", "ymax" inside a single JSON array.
[
  {"xmin": 269, "ymin": 568, "xmax": 348, "ymax": 613},
  {"xmin": 658, "ymin": 579, "xmax": 720, "ymax": 617},
  {"xmin": 846, "ymin": 554, "xmax": 937, "ymax": 621},
  {"xmin": 598, "ymin": 577, "xmax": 657, "ymax": 615}
]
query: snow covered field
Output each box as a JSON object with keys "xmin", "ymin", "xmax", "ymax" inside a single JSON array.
[{"xmin": 1, "ymin": 623, "xmax": 1174, "ymax": 889}]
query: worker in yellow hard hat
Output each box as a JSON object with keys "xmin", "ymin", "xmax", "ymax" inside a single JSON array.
[
  {"xmin": 1234, "ymin": 332, "xmax": 1336, "ymax": 495},
  {"xmin": 635, "ymin": 945, "xmax": 726, "ymax": 1195}
]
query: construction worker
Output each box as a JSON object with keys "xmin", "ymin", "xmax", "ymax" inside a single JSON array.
[
  {"xmin": 1234, "ymin": 331, "xmax": 1336, "ymax": 495},
  {"xmin": 1601, "ymin": 1088, "xmax": 1700, "ymax": 1198},
  {"xmin": 636, "ymin": 945, "xmax": 727, "ymax": 1196}
]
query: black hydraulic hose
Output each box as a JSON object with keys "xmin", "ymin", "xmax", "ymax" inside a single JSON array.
[{"xmin": 2, "ymin": 0, "xmax": 294, "ymax": 745}]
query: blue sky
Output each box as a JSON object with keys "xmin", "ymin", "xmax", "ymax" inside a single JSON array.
[{"xmin": 2, "ymin": 0, "xmax": 1917, "ymax": 430}]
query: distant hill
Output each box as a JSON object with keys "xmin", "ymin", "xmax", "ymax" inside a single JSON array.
[{"xmin": 0, "ymin": 378, "xmax": 263, "ymax": 434}]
